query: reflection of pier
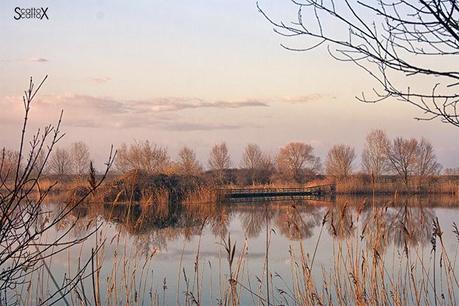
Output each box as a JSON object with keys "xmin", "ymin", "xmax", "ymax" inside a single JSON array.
[{"xmin": 217, "ymin": 184, "xmax": 335, "ymax": 202}]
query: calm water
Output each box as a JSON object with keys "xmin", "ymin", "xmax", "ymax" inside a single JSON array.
[{"xmin": 14, "ymin": 195, "xmax": 459, "ymax": 305}]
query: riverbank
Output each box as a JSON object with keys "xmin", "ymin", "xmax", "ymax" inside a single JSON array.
[
  {"xmin": 330, "ymin": 175, "xmax": 459, "ymax": 195},
  {"xmin": 11, "ymin": 173, "xmax": 459, "ymax": 205}
]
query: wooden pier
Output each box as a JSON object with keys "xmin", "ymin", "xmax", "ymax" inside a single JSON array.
[{"xmin": 217, "ymin": 184, "xmax": 335, "ymax": 202}]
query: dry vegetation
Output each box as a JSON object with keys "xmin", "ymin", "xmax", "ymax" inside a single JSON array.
[{"xmin": 333, "ymin": 176, "xmax": 459, "ymax": 195}]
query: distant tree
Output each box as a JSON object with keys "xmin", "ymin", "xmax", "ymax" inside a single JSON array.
[
  {"xmin": 70, "ymin": 141, "xmax": 90, "ymax": 175},
  {"xmin": 361, "ymin": 130, "xmax": 391, "ymax": 183},
  {"xmin": 386, "ymin": 137, "xmax": 419, "ymax": 185},
  {"xmin": 208, "ymin": 142, "xmax": 231, "ymax": 171},
  {"xmin": 240, "ymin": 144, "xmax": 273, "ymax": 184},
  {"xmin": 325, "ymin": 144, "xmax": 355, "ymax": 178},
  {"xmin": 114, "ymin": 143, "xmax": 130, "ymax": 173},
  {"xmin": 444, "ymin": 168, "xmax": 459, "ymax": 175},
  {"xmin": 0, "ymin": 149, "xmax": 20, "ymax": 180},
  {"xmin": 48, "ymin": 147, "xmax": 72, "ymax": 175},
  {"xmin": 31, "ymin": 150, "xmax": 48, "ymax": 177},
  {"xmin": 208, "ymin": 143, "xmax": 231, "ymax": 184},
  {"xmin": 241, "ymin": 144, "xmax": 264, "ymax": 170},
  {"xmin": 415, "ymin": 138, "xmax": 442, "ymax": 177},
  {"xmin": 177, "ymin": 146, "xmax": 202, "ymax": 176},
  {"xmin": 257, "ymin": 154, "xmax": 275, "ymax": 184},
  {"xmin": 276, "ymin": 142, "xmax": 319, "ymax": 183},
  {"xmin": 88, "ymin": 161, "xmax": 97, "ymax": 190},
  {"xmin": 115, "ymin": 141, "xmax": 170, "ymax": 174}
]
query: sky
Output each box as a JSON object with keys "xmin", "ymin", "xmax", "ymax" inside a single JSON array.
[{"xmin": 1, "ymin": 0, "xmax": 458, "ymax": 169}]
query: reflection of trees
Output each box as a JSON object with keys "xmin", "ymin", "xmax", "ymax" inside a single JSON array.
[
  {"xmin": 60, "ymin": 201, "xmax": 212, "ymax": 253},
  {"xmin": 390, "ymin": 206, "xmax": 433, "ymax": 249},
  {"xmin": 275, "ymin": 205, "xmax": 322, "ymax": 240},
  {"xmin": 240, "ymin": 208, "xmax": 265, "ymax": 238},
  {"xmin": 56, "ymin": 195, "xmax": 439, "ymax": 256},
  {"xmin": 59, "ymin": 200, "xmax": 232, "ymax": 253},
  {"xmin": 55, "ymin": 205, "xmax": 96, "ymax": 239},
  {"xmin": 327, "ymin": 204, "xmax": 356, "ymax": 239},
  {"xmin": 209, "ymin": 206, "xmax": 232, "ymax": 239},
  {"xmin": 236, "ymin": 200, "xmax": 323, "ymax": 240},
  {"xmin": 123, "ymin": 203, "xmax": 209, "ymax": 251},
  {"xmin": 330, "ymin": 196, "xmax": 438, "ymax": 255},
  {"xmin": 239, "ymin": 204, "xmax": 277, "ymax": 238},
  {"xmin": 361, "ymin": 207, "xmax": 390, "ymax": 255},
  {"xmin": 361, "ymin": 204, "xmax": 434, "ymax": 255}
]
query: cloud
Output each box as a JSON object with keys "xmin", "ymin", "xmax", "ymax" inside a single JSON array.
[
  {"xmin": 0, "ymin": 93, "xmax": 328, "ymax": 130},
  {"xmin": 130, "ymin": 97, "xmax": 269, "ymax": 112},
  {"xmin": 211, "ymin": 99, "xmax": 268, "ymax": 108},
  {"xmin": 164, "ymin": 122, "xmax": 244, "ymax": 131},
  {"xmin": 89, "ymin": 77, "xmax": 111, "ymax": 84},
  {"xmin": 0, "ymin": 94, "xmax": 267, "ymax": 130},
  {"xmin": 28, "ymin": 57, "xmax": 49, "ymax": 63},
  {"xmin": 37, "ymin": 95, "xmax": 267, "ymax": 115},
  {"xmin": 0, "ymin": 93, "xmax": 328, "ymax": 131},
  {"xmin": 279, "ymin": 94, "xmax": 329, "ymax": 104},
  {"xmin": 0, "ymin": 57, "xmax": 49, "ymax": 63}
]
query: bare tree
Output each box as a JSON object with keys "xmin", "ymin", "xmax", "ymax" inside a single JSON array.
[
  {"xmin": 177, "ymin": 146, "xmax": 202, "ymax": 176},
  {"xmin": 444, "ymin": 168, "xmax": 459, "ymax": 175},
  {"xmin": 325, "ymin": 144, "xmax": 355, "ymax": 178},
  {"xmin": 256, "ymin": 154, "xmax": 275, "ymax": 184},
  {"xmin": 362, "ymin": 129, "xmax": 391, "ymax": 182},
  {"xmin": 48, "ymin": 147, "xmax": 72, "ymax": 176},
  {"xmin": 276, "ymin": 142, "xmax": 319, "ymax": 182},
  {"xmin": 208, "ymin": 142, "xmax": 231, "ymax": 171},
  {"xmin": 258, "ymin": 0, "xmax": 459, "ymax": 127},
  {"xmin": 208, "ymin": 142, "xmax": 231, "ymax": 184},
  {"xmin": 114, "ymin": 143, "xmax": 130, "ymax": 173},
  {"xmin": 387, "ymin": 137, "xmax": 419, "ymax": 185},
  {"xmin": 0, "ymin": 76, "xmax": 115, "ymax": 304},
  {"xmin": 415, "ymin": 138, "xmax": 442, "ymax": 177},
  {"xmin": 241, "ymin": 144, "xmax": 264, "ymax": 169},
  {"xmin": 30, "ymin": 150, "xmax": 47, "ymax": 177},
  {"xmin": 115, "ymin": 141, "xmax": 170, "ymax": 174},
  {"xmin": 70, "ymin": 141, "xmax": 90, "ymax": 175},
  {"xmin": 240, "ymin": 143, "xmax": 273, "ymax": 184}
]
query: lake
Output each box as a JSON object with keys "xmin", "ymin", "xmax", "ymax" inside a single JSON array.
[{"xmin": 13, "ymin": 195, "xmax": 459, "ymax": 305}]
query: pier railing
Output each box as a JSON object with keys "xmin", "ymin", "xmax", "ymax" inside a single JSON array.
[{"xmin": 216, "ymin": 184, "xmax": 335, "ymax": 202}]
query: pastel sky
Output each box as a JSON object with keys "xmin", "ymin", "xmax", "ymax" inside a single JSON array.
[{"xmin": 1, "ymin": 0, "xmax": 458, "ymax": 169}]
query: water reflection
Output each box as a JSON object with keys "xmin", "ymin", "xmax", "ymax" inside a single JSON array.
[
  {"xmin": 327, "ymin": 203, "xmax": 355, "ymax": 239},
  {"xmin": 361, "ymin": 204, "xmax": 433, "ymax": 254},
  {"xmin": 61, "ymin": 195, "xmax": 456, "ymax": 255},
  {"xmin": 275, "ymin": 204, "xmax": 322, "ymax": 240}
]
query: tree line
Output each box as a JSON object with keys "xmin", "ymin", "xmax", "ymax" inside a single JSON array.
[
  {"xmin": 1, "ymin": 130, "xmax": 445, "ymax": 185},
  {"xmin": 113, "ymin": 130, "xmax": 442, "ymax": 185},
  {"xmin": 1, "ymin": 141, "xmax": 90, "ymax": 179}
]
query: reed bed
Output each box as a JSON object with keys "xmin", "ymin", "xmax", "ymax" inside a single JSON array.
[
  {"xmin": 309, "ymin": 176, "xmax": 459, "ymax": 195},
  {"xmin": 287, "ymin": 203, "xmax": 459, "ymax": 305}
]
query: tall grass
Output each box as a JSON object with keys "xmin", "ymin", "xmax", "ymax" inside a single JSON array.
[
  {"xmin": 312, "ymin": 175, "xmax": 459, "ymax": 195},
  {"xmin": 287, "ymin": 203, "xmax": 459, "ymax": 305}
]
